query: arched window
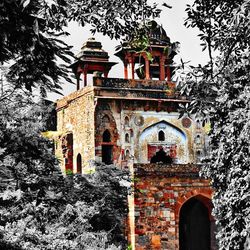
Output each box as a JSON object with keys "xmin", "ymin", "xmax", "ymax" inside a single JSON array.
[
  {"xmin": 196, "ymin": 134, "xmax": 201, "ymax": 144},
  {"xmin": 103, "ymin": 129, "xmax": 111, "ymax": 142},
  {"xmin": 196, "ymin": 119, "xmax": 201, "ymax": 129},
  {"xmin": 125, "ymin": 133, "xmax": 130, "ymax": 143},
  {"xmin": 102, "ymin": 114, "xmax": 110, "ymax": 124},
  {"xmin": 125, "ymin": 150, "xmax": 130, "ymax": 160},
  {"xmin": 124, "ymin": 116, "xmax": 130, "ymax": 127},
  {"xmin": 158, "ymin": 130, "xmax": 165, "ymax": 141},
  {"xmin": 77, "ymin": 153, "xmax": 82, "ymax": 174}
]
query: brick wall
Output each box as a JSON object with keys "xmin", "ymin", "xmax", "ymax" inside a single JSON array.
[{"xmin": 130, "ymin": 164, "xmax": 214, "ymax": 250}]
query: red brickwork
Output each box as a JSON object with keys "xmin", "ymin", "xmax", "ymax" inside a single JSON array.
[{"xmin": 132, "ymin": 164, "xmax": 214, "ymax": 250}]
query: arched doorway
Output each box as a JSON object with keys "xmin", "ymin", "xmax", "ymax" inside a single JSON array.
[
  {"xmin": 102, "ymin": 129, "xmax": 113, "ymax": 164},
  {"xmin": 76, "ymin": 153, "xmax": 82, "ymax": 174},
  {"xmin": 62, "ymin": 133, "xmax": 73, "ymax": 174},
  {"xmin": 179, "ymin": 197, "xmax": 211, "ymax": 250}
]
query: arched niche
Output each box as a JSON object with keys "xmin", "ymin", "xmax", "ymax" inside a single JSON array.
[
  {"xmin": 158, "ymin": 130, "xmax": 165, "ymax": 141},
  {"xmin": 124, "ymin": 116, "xmax": 130, "ymax": 127},
  {"xmin": 125, "ymin": 133, "xmax": 130, "ymax": 143},
  {"xmin": 61, "ymin": 133, "xmax": 73, "ymax": 174},
  {"xmin": 76, "ymin": 153, "xmax": 82, "ymax": 174},
  {"xmin": 125, "ymin": 149, "xmax": 130, "ymax": 160},
  {"xmin": 196, "ymin": 134, "xmax": 201, "ymax": 144},
  {"xmin": 138, "ymin": 120, "xmax": 188, "ymax": 164}
]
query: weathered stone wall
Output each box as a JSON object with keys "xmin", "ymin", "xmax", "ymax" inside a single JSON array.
[
  {"xmin": 94, "ymin": 100, "xmax": 122, "ymax": 165},
  {"xmin": 56, "ymin": 87, "xmax": 96, "ymax": 173},
  {"xmin": 132, "ymin": 164, "xmax": 214, "ymax": 250}
]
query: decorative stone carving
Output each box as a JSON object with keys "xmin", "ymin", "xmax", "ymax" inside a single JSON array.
[{"xmin": 134, "ymin": 115, "xmax": 144, "ymax": 126}]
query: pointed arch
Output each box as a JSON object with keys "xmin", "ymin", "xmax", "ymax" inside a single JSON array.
[
  {"xmin": 125, "ymin": 149, "xmax": 130, "ymax": 160},
  {"xmin": 158, "ymin": 130, "xmax": 165, "ymax": 141},
  {"xmin": 141, "ymin": 120, "xmax": 186, "ymax": 139},
  {"xmin": 125, "ymin": 133, "xmax": 130, "ymax": 143},
  {"xmin": 175, "ymin": 191, "xmax": 213, "ymax": 222},
  {"xmin": 179, "ymin": 197, "xmax": 211, "ymax": 250},
  {"xmin": 124, "ymin": 116, "xmax": 130, "ymax": 127},
  {"xmin": 102, "ymin": 114, "xmax": 110, "ymax": 124},
  {"xmin": 76, "ymin": 153, "xmax": 82, "ymax": 174}
]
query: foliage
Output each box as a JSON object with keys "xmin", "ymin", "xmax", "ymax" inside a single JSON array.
[
  {"xmin": 177, "ymin": 0, "xmax": 250, "ymax": 249},
  {"xmin": 0, "ymin": 91, "xmax": 58, "ymax": 191},
  {"xmin": 0, "ymin": 0, "xmax": 160, "ymax": 96},
  {"xmin": 0, "ymin": 86, "xmax": 129, "ymax": 249},
  {"xmin": 0, "ymin": 147, "xmax": 129, "ymax": 249}
]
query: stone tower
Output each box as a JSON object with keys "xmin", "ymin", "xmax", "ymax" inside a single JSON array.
[{"xmin": 55, "ymin": 23, "xmax": 215, "ymax": 249}]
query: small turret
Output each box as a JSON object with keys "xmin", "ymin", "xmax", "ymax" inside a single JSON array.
[
  {"xmin": 70, "ymin": 38, "xmax": 117, "ymax": 90},
  {"xmin": 115, "ymin": 21, "xmax": 177, "ymax": 81}
]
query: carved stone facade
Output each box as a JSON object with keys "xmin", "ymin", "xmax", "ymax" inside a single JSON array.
[{"xmin": 55, "ymin": 26, "xmax": 214, "ymax": 250}]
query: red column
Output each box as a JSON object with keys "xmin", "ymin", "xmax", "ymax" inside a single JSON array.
[
  {"xmin": 166, "ymin": 65, "xmax": 171, "ymax": 81},
  {"xmin": 131, "ymin": 55, "xmax": 135, "ymax": 80},
  {"xmin": 160, "ymin": 56, "xmax": 166, "ymax": 81},
  {"xmin": 124, "ymin": 62, "xmax": 128, "ymax": 79},
  {"xmin": 83, "ymin": 65, "xmax": 88, "ymax": 86},
  {"xmin": 83, "ymin": 72, "xmax": 87, "ymax": 86},
  {"xmin": 145, "ymin": 56, "xmax": 150, "ymax": 80},
  {"xmin": 104, "ymin": 70, "xmax": 108, "ymax": 78}
]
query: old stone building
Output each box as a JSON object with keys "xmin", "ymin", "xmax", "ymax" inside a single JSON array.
[{"xmin": 55, "ymin": 22, "xmax": 215, "ymax": 250}]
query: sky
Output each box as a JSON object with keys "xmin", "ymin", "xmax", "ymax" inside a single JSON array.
[{"xmin": 48, "ymin": 0, "xmax": 209, "ymax": 101}]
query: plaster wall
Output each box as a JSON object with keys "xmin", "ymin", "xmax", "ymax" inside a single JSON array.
[{"xmin": 119, "ymin": 110, "xmax": 197, "ymax": 164}]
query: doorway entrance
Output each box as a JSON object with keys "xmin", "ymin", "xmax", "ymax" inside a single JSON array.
[
  {"xmin": 102, "ymin": 145, "xmax": 113, "ymax": 164},
  {"xmin": 179, "ymin": 197, "xmax": 211, "ymax": 250},
  {"xmin": 150, "ymin": 148, "xmax": 172, "ymax": 164}
]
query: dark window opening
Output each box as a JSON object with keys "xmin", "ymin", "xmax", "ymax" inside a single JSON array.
[
  {"xmin": 103, "ymin": 129, "xmax": 111, "ymax": 142},
  {"xmin": 150, "ymin": 148, "xmax": 172, "ymax": 164},
  {"xmin": 180, "ymin": 197, "xmax": 211, "ymax": 250},
  {"xmin": 77, "ymin": 153, "xmax": 82, "ymax": 174},
  {"xmin": 102, "ymin": 145, "xmax": 113, "ymax": 165},
  {"xmin": 158, "ymin": 130, "xmax": 165, "ymax": 141},
  {"xmin": 125, "ymin": 133, "xmax": 130, "ymax": 143}
]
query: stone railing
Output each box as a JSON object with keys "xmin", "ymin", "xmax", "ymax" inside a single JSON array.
[{"xmin": 93, "ymin": 77, "xmax": 176, "ymax": 91}]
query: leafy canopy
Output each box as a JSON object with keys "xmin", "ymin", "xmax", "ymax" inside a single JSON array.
[
  {"xmin": 178, "ymin": 0, "xmax": 250, "ymax": 249},
  {"xmin": 0, "ymin": 0, "xmax": 160, "ymax": 96}
]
